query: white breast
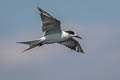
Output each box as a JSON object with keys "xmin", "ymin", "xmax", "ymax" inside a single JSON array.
[
  {"xmin": 43, "ymin": 31, "xmax": 70, "ymax": 44},
  {"xmin": 61, "ymin": 31, "xmax": 70, "ymax": 40},
  {"xmin": 43, "ymin": 33, "xmax": 61, "ymax": 44}
]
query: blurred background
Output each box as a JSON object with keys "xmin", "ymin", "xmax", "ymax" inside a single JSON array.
[{"xmin": 0, "ymin": 0, "xmax": 120, "ymax": 80}]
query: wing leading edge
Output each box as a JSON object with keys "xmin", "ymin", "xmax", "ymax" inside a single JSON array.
[{"xmin": 38, "ymin": 7, "xmax": 61, "ymax": 36}]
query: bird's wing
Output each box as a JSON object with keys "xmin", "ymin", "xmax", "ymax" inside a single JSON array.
[
  {"xmin": 37, "ymin": 7, "xmax": 61, "ymax": 36},
  {"xmin": 59, "ymin": 38, "xmax": 84, "ymax": 53}
]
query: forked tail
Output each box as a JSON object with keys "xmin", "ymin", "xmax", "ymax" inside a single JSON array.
[{"xmin": 16, "ymin": 40, "xmax": 43, "ymax": 52}]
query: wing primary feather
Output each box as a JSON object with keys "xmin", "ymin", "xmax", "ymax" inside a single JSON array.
[
  {"xmin": 59, "ymin": 38, "xmax": 84, "ymax": 53},
  {"xmin": 37, "ymin": 7, "xmax": 43, "ymax": 12},
  {"xmin": 37, "ymin": 7, "xmax": 61, "ymax": 36}
]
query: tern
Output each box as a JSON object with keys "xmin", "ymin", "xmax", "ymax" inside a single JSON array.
[{"xmin": 17, "ymin": 7, "xmax": 84, "ymax": 53}]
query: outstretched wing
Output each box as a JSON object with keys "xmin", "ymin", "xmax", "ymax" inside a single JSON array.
[
  {"xmin": 59, "ymin": 38, "xmax": 84, "ymax": 53},
  {"xmin": 38, "ymin": 7, "xmax": 61, "ymax": 36}
]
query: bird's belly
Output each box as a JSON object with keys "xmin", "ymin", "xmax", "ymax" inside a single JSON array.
[{"xmin": 44, "ymin": 34, "xmax": 62, "ymax": 44}]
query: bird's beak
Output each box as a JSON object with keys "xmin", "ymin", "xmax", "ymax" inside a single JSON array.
[{"xmin": 75, "ymin": 35, "xmax": 82, "ymax": 39}]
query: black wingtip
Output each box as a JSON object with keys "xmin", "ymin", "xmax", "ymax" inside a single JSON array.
[
  {"xmin": 77, "ymin": 47, "xmax": 84, "ymax": 54},
  {"xmin": 37, "ymin": 7, "xmax": 42, "ymax": 12},
  {"xmin": 81, "ymin": 49, "xmax": 84, "ymax": 54},
  {"xmin": 81, "ymin": 51, "xmax": 84, "ymax": 54}
]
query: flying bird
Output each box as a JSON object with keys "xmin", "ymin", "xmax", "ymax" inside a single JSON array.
[{"xmin": 17, "ymin": 7, "xmax": 84, "ymax": 53}]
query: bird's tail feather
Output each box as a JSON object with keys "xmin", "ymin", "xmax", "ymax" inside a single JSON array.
[{"xmin": 16, "ymin": 40, "xmax": 42, "ymax": 52}]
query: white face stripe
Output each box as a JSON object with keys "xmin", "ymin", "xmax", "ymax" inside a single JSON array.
[
  {"xmin": 42, "ymin": 13, "xmax": 51, "ymax": 17},
  {"xmin": 61, "ymin": 31, "xmax": 70, "ymax": 39}
]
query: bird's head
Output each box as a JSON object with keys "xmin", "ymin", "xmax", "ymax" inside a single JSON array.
[{"xmin": 65, "ymin": 30, "xmax": 82, "ymax": 39}]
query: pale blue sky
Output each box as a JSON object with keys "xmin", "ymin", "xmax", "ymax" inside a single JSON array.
[
  {"xmin": 0, "ymin": 0, "xmax": 120, "ymax": 80},
  {"xmin": 0, "ymin": 0, "xmax": 120, "ymax": 37}
]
